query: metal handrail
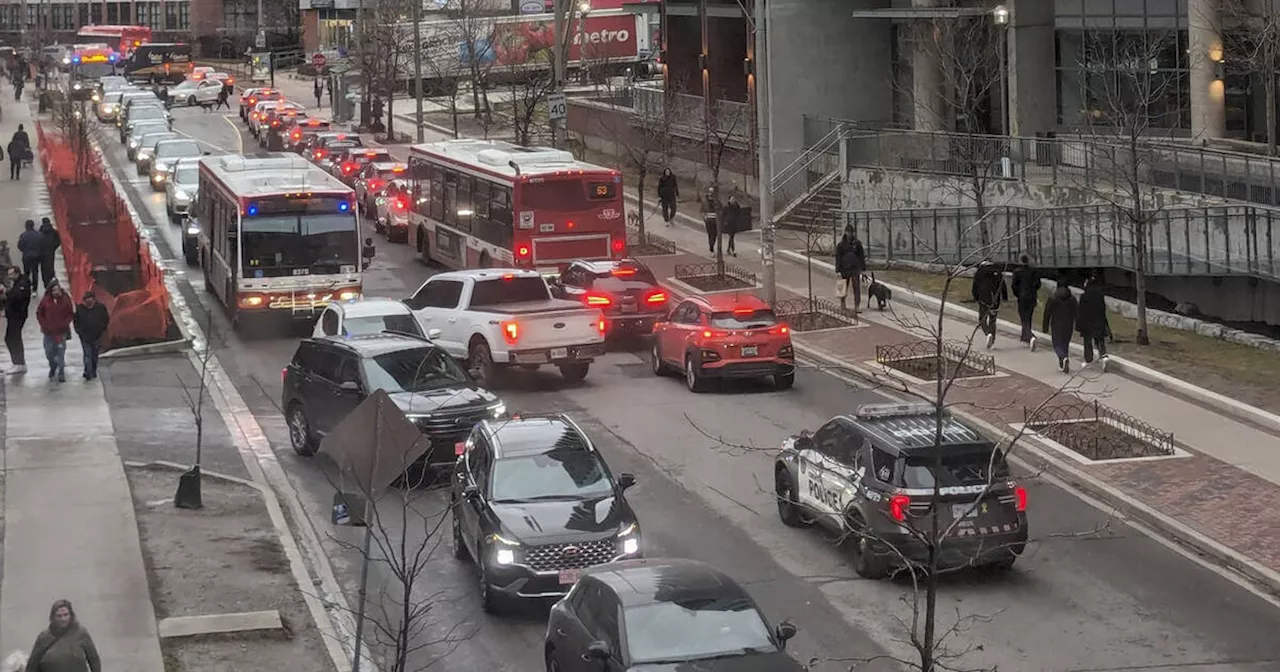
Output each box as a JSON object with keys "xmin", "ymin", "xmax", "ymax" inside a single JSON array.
[{"xmin": 773, "ymin": 122, "xmax": 849, "ymax": 189}]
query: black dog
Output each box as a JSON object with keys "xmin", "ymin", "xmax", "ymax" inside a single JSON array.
[{"xmin": 864, "ymin": 272, "xmax": 891, "ymax": 310}]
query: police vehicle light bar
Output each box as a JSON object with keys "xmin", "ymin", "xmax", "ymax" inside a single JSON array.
[{"xmin": 855, "ymin": 402, "xmax": 937, "ymax": 419}]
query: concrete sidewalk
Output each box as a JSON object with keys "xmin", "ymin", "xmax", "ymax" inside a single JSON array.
[{"xmin": 0, "ymin": 93, "xmax": 164, "ymax": 670}]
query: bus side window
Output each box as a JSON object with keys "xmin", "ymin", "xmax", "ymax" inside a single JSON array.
[
  {"xmin": 491, "ymin": 185, "xmax": 512, "ymax": 227},
  {"xmin": 429, "ymin": 166, "xmax": 444, "ymax": 221},
  {"xmin": 442, "ymin": 169, "xmax": 458, "ymax": 227},
  {"xmin": 474, "ymin": 181, "xmax": 491, "ymax": 221},
  {"xmin": 455, "ymin": 174, "xmax": 473, "ymax": 233}
]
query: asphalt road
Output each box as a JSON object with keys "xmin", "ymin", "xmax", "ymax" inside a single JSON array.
[{"xmin": 92, "ymin": 102, "xmax": 1280, "ymax": 672}]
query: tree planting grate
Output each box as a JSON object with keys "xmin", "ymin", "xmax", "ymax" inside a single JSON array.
[
  {"xmin": 1024, "ymin": 401, "xmax": 1175, "ymax": 460},
  {"xmin": 774, "ymin": 298, "xmax": 856, "ymax": 332},
  {"xmin": 674, "ymin": 262, "xmax": 757, "ymax": 291},
  {"xmin": 875, "ymin": 340, "xmax": 997, "ymax": 381}
]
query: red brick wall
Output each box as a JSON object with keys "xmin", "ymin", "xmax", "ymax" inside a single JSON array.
[{"xmin": 190, "ymin": 0, "xmax": 224, "ymax": 57}]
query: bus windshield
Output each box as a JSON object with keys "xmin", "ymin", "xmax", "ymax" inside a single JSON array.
[{"xmin": 241, "ymin": 213, "xmax": 359, "ymax": 275}]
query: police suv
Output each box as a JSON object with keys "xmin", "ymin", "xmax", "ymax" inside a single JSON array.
[{"xmin": 773, "ymin": 403, "xmax": 1028, "ymax": 579}]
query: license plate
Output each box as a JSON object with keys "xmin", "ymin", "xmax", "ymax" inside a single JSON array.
[
  {"xmin": 950, "ymin": 504, "xmax": 977, "ymax": 520},
  {"xmin": 516, "ymin": 352, "xmax": 548, "ymax": 364},
  {"xmin": 621, "ymin": 304, "xmax": 637, "ymax": 313},
  {"xmin": 742, "ymin": 345, "xmax": 759, "ymax": 357},
  {"xmin": 558, "ymin": 569, "xmax": 581, "ymax": 585},
  {"xmin": 551, "ymin": 347, "xmax": 568, "ymax": 359}
]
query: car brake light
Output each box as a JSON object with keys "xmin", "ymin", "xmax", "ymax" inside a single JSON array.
[
  {"xmin": 771, "ymin": 324, "xmax": 790, "ymax": 335},
  {"xmin": 517, "ymin": 245, "xmax": 530, "ymax": 258},
  {"xmin": 1014, "ymin": 486, "xmax": 1027, "ymax": 512},
  {"xmin": 343, "ymin": 163, "xmax": 355, "ymax": 173},
  {"xmin": 584, "ymin": 293, "xmax": 612, "ymax": 306},
  {"xmin": 281, "ymin": 367, "xmax": 287, "ymax": 382},
  {"xmin": 611, "ymin": 268, "xmax": 636, "ymax": 276},
  {"xmin": 394, "ymin": 197, "xmax": 407, "ymax": 211},
  {"xmin": 501, "ymin": 321, "xmax": 519, "ymax": 344},
  {"xmin": 733, "ymin": 308, "xmax": 755, "ymax": 316},
  {"xmin": 645, "ymin": 291, "xmax": 666, "ymax": 304},
  {"xmin": 889, "ymin": 494, "xmax": 911, "ymax": 522},
  {"xmin": 701, "ymin": 329, "xmax": 726, "ymax": 339},
  {"xmin": 291, "ymin": 131, "xmax": 301, "ymax": 140},
  {"xmin": 612, "ymin": 239, "xmax": 625, "ymax": 253},
  {"xmin": 368, "ymin": 179, "xmax": 383, "ymax": 191}
]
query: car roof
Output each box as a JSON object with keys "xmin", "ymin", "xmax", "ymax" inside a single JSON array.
[
  {"xmin": 485, "ymin": 415, "xmax": 591, "ymax": 459},
  {"xmin": 838, "ymin": 404, "xmax": 990, "ymax": 456},
  {"xmin": 335, "ymin": 297, "xmax": 412, "ymax": 318},
  {"xmin": 694, "ymin": 293, "xmax": 770, "ymax": 312},
  {"xmin": 574, "ymin": 259, "xmax": 650, "ymax": 275},
  {"xmin": 585, "ymin": 558, "xmax": 752, "ymax": 608},
  {"xmin": 310, "ymin": 332, "xmax": 431, "ymax": 357},
  {"xmin": 435, "ymin": 268, "xmax": 540, "ymax": 281}
]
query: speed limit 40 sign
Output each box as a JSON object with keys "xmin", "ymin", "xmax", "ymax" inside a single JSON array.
[{"xmin": 547, "ymin": 93, "xmax": 567, "ymax": 121}]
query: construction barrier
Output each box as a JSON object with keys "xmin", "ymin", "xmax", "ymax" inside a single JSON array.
[{"xmin": 36, "ymin": 122, "xmax": 173, "ymax": 348}]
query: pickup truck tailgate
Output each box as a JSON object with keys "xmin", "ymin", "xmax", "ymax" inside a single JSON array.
[{"xmin": 494, "ymin": 301, "xmax": 604, "ymax": 351}]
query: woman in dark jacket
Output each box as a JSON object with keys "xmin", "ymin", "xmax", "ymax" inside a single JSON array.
[
  {"xmin": 1077, "ymin": 274, "xmax": 1110, "ymax": 371},
  {"xmin": 26, "ymin": 599, "xmax": 102, "ymax": 672},
  {"xmin": 834, "ymin": 225, "xmax": 866, "ymax": 311},
  {"xmin": 1041, "ymin": 279, "xmax": 1078, "ymax": 373},
  {"xmin": 657, "ymin": 168, "xmax": 679, "ymax": 225},
  {"xmin": 719, "ymin": 195, "xmax": 743, "ymax": 257},
  {"xmin": 971, "ymin": 261, "xmax": 1008, "ymax": 349},
  {"xmin": 4, "ymin": 265, "xmax": 30, "ymax": 373}
]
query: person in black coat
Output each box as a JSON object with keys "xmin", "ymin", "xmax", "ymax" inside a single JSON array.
[
  {"xmin": 1010, "ymin": 254, "xmax": 1041, "ymax": 350},
  {"xmin": 719, "ymin": 195, "xmax": 743, "ymax": 257},
  {"xmin": 37, "ymin": 217, "xmax": 60, "ymax": 289},
  {"xmin": 1077, "ymin": 274, "xmax": 1110, "ymax": 371},
  {"xmin": 971, "ymin": 261, "xmax": 1008, "ymax": 349},
  {"xmin": 1041, "ymin": 279, "xmax": 1079, "ymax": 373},
  {"xmin": 657, "ymin": 168, "xmax": 678, "ymax": 225},
  {"xmin": 834, "ymin": 225, "xmax": 866, "ymax": 311},
  {"xmin": 17, "ymin": 219, "xmax": 40, "ymax": 288},
  {"xmin": 3, "ymin": 265, "xmax": 30, "ymax": 373},
  {"xmin": 74, "ymin": 291, "xmax": 110, "ymax": 380},
  {"xmin": 701, "ymin": 187, "xmax": 720, "ymax": 255},
  {"xmin": 7, "ymin": 124, "xmax": 29, "ymax": 180}
]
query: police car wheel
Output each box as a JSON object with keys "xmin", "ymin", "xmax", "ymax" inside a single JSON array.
[
  {"xmin": 451, "ymin": 507, "xmax": 470, "ymax": 562},
  {"xmin": 775, "ymin": 471, "xmax": 810, "ymax": 528},
  {"xmin": 988, "ymin": 555, "xmax": 1017, "ymax": 571},
  {"xmin": 851, "ymin": 520, "xmax": 891, "ymax": 579}
]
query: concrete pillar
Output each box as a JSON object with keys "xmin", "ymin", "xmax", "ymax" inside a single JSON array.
[
  {"xmin": 1007, "ymin": 0, "xmax": 1055, "ymax": 137},
  {"xmin": 1189, "ymin": 0, "xmax": 1226, "ymax": 141},
  {"xmin": 911, "ymin": 0, "xmax": 945, "ymax": 131}
]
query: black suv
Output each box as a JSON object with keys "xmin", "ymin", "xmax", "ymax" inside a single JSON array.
[
  {"xmin": 773, "ymin": 402, "xmax": 1028, "ymax": 578},
  {"xmin": 449, "ymin": 414, "xmax": 641, "ymax": 613},
  {"xmin": 545, "ymin": 558, "xmax": 802, "ymax": 671},
  {"xmin": 282, "ymin": 333, "xmax": 504, "ymax": 463},
  {"xmin": 549, "ymin": 259, "xmax": 669, "ymax": 337}
]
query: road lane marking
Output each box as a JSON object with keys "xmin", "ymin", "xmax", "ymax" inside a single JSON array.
[{"xmin": 221, "ymin": 114, "xmax": 244, "ymax": 154}]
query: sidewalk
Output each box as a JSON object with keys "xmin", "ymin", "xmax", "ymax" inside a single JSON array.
[
  {"xmin": 0, "ymin": 96, "xmax": 164, "ymax": 670},
  {"xmin": 631, "ymin": 197, "xmax": 1280, "ymax": 590}
]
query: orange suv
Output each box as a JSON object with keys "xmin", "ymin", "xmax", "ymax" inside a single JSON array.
[{"xmin": 651, "ymin": 294, "xmax": 795, "ymax": 392}]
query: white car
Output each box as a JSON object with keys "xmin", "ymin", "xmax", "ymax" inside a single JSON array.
[
  {"xmin": 166, "ymin": 79, "xmax": 223, "ymax": 108},
  {"xmin": 165, "ymin": 158, "xmax": 200, "ymax": 222},
  {"xmin": 312, "ymin": 298, "xmax": 426, "ymax": 339},
  {"xmin": 150, "ymin": 138, "xmax": 204, "ymax": 190},
  {"xmin": 189, "ymin": 66, "xmax": 216, "ymax": 81},
  {"xmin": 404, "ymin": 269, "xmax": 606, "ymax": 385},
  {"xmin": 373, "ymin": 178, "xmax": 412, "ymax": 243},
  {"xmin": 250, "ymin": 101, "xmax": 302, "ymax": 138}
]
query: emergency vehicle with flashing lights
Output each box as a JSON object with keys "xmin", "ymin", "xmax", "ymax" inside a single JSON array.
[
  {"xmin": 650, "ymin": 293, "xmax": 795, "ymax": 391},
  {"xmin": 404, "ymin": 269, "xmax": 606, "ymax": 387},
  {"xmin": 773, "ymin": 403, "xmax": 1029, "ymax": 579}
]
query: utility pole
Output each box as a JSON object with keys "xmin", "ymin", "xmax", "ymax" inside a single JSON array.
[
  {"xmin": 412, "ymin": 0, "xmax": 424, "ymax": 142},
  {"xmin": 754, "ymin": 0, "xmax": 776, "ymax": 306}
]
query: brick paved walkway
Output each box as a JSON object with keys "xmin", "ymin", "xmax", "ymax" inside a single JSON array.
[{"xmin": 632, "ymin": 206, "xmax": 1280, "ymax": 589}]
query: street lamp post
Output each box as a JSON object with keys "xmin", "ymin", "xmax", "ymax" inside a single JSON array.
[
  {"xmin": 577, "ymin": 2, "xmax": 591, "ymax": 86},
  {"xmin": 412, "ymin": 0, "xmax": 425, "ymax": 142},
  {"xmin": 992, "ymin": 4, "xmax": 1009, "ymax": 137},
  {"xmin": 755, "ymin": 0, "xmax": 776, "ymax": 306}
]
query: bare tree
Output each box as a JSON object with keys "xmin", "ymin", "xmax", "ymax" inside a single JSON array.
[
  {"xmin": 174, "ymin": 308, "xmax": 222, "ymax": 510},
  {"xmin": 447, "ymin": 0, "xmax": 497, "ymax": 127},
  {"xmin": 1221, "ymin": 0, "xmax": 1280, "ymax": 154},
  {"xmin": 507, "ymin": 64, "xmax": 555, "ymax": 147},
  {"xmin": 702, "ymin": 96, "xmax": 747, "ymax": 276},
  {"xmin": 359, "ymin": 0, "xmax": 416, "ymax": 137},
  {"xmin": 592, "ymin": 79, "xmax": 683, "ymax": 242}
]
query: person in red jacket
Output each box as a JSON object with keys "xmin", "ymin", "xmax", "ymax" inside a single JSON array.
[{"xmin": 36, "ymin": 281, "xmax": 73, "ymax": 383}]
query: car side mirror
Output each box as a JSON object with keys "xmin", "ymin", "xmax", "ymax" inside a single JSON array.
[
  {"xmin": 617, "ymin": 473, "xmax": 636, "ymax": 490},
  {"xmin": 427, "ymin": 328, "xmax": 442, "ymax": 340},
  {"xmin": 776, "ymin": 620, "xmax": 797, "ymax": 646},
  {"xmin": 462, "ymin": 484, "xmax": 479, "ymax": 500},
  {"xmin": 583, "ymin": 641, "xmax": 612, "ymax": 661},
  {"xmin": 339, "ymin": 380, "xmax": 360, "ymax": 392}
]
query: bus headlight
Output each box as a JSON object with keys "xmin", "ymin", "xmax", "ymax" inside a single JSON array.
[
  {"xmin": 240, "ymin": 295, "xmax": 264, "ymax": 307},
  {"xmin": 337, "ymin": 289, "xmax": 359, "ymax": 301}
]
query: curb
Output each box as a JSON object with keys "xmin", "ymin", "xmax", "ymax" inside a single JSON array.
[
  {"xmin": 775, "ymin": 248, "xmax": 1280, "ymax": 437},
  {"xmin": 124, "ymin": 460, "xmax": 261, "ymax": 488},
  {"xmin": 101, "ymin": 337, "xmax": 191, "ymax": 359}
]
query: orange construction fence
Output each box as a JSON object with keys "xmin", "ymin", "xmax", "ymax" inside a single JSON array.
[{"xmin": 36, "ymin": 122, "xmax": 173, "ymax": 347}]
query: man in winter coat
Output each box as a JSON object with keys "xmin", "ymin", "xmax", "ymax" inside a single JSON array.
[
  {"xmin": 17, "ymin": 219, "xmax": 40, "ymax": 287},
  {"xmin": 1010, "ymin": 254, "xmax": 1041, "ymax": 350},
  {"xmin": 36, "ymin": 281, "xmax": 74, "ymax": 383},
  {"xmin": 1041, "ymin": 278, "xmax": 1079, "ymax": 373},
  {"xmin": 701, "ymin": 187, "xmax": 720, "ymax": 255},
  {"xmin": 25, "ymin": 598, "xmax": 102, "ymax": 672},
  {"xmin": 834, "ymin": 225, "xmax": 867, "ymax": 311},
  {"xmin": 1077, "ymin": 274, "xmax": 1110, "ymax": 371},
  {"xmin": 38, "ymin": 217, "xmax": 60, "ymax": 289},
  {"xmin": 719, "ymin": 195, "xmax": 743, "ymax": 257},
  {"xmin": 5, "ymin": 265, "xmax": 30, "ymax": 373},
  {"xmin": 74, "ymin": 291, "xmax": 109, "ymax": 380},
  {"xmin": 972, "ymin": 261, "xmax": 1008, "ymax": 349},
  {"xmin": 7, "ymin": 123, "xmax": 29, "ymax": 180},
  {"xmin": 657, "ymin": 168, "xmax": 679, "ymax": 225}
]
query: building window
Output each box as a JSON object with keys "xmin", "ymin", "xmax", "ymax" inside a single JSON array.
[{"xmin": 166, "ymin": 2, "xmax": 189, "ymax": 31}]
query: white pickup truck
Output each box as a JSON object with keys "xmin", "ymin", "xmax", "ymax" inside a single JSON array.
[{"xmin": 405, "ymin": 269, "xmax": 606, "ymax": 386}]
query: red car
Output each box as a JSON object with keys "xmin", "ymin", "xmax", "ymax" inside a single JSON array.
[
  {"xmin": 550, "ymin": 259, "xmax": 668, "ymax": 336},
  {"xmin": 651, "ymin": 294, "xmax": 795, "ymax": 392}
]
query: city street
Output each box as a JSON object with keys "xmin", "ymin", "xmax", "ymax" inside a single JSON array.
[{"xmin": 93, "ymin": 103, "xmax": 1280, "ymax": 671}]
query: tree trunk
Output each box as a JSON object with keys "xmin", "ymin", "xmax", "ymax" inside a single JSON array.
[
  {"xmin": 636, "ymin": 168, "xmax": 647, "ymax": 240},
  {"xmin": 715, "ymin": 216, "xmax": 725, "ymax": 277},
  {"xmin": 386, "ymin": 91, "xmax": 395, "ymax": 139},
  {"xmin": 1134, "ymin": 218, "xmax": 1151, "ymax": 345},
  {"xmin": 1267, "ymin": 68, "xmax": 1277, "ymax": 157}
]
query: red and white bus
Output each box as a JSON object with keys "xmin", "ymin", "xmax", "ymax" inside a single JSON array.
[
  {"xmin": 405, "ymin": 139, "xmax": 627, "ymax": 271},
  {"xmin": 196, "ymin": 154, "xmax": 363, "ymax": 330},
  {"xmin": 76, "ymin": 25, "xmax": 152, "ymax": 57}
]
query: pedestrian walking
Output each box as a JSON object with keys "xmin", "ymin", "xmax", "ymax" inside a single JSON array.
[
  {"xmin": 834, "ymin": 225, "xmax": 866, "ymax": 312},
  {"xmin": 657, "ymin": 168, "xmax": 678, "ymax": 226},
  {"xmin": 38, "ymin": 217, "xmax": 60, "ymax": 289},
  {"xmin": 24, "ymin": 599, "xmax": 102, "ymax": 672},
  {"xmin": 314, "ymin": 78, "xmax": 324, "ymax": 109},
  {"xmin": 972, "ymin": 260, "xmax": 1008, "ymax": 349},
  {"xmin": 74, "ymin": 291, "xmax": 109, "ymax": 380},
  {"xmin": 7, "ymin": 123, "xmax": 30, "ymax": 180},
  {"xmin": 37, "ymin": 281, "xmax": 73, "ymax": 383},
  {"xmin": 5, "ymin": 265, "xmax": 31, "ymax": 374},
  {"xmin": 215, "ymin": 86, "xmax": 230, "ymax": 111},
  {"xmin": 720, "ymin": 195, "xmax": 743, "ymax": 257},
  {"xmin": 1041, "ymin": 278, "xmax": 1078, "ymax": 374},
  {"xmin": 1010, "ymin": 253, "xmax": 1041, "ymax": 350},
  {"xmin": 362, "ymin": 237, "xmax": 376, "ymax": 270},
  {"xmin": 12, "ymin": 75, "xmax": 22, "ymax": 101},
  {"xmin": 17, "ymin": 219, "xmax": 40, "ymax": 287},
  {"xmin": 1077, "ymin": 274, "xmax": 1110, "ymax": 371},
  {"xmin": 701, "ymin": 187, "xmax": 720, "ymax": 255}
]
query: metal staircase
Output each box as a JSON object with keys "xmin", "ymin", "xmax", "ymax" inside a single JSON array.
[{"xmin": 769, "ymin": 123, "xmax": 854, "ymax": 233}]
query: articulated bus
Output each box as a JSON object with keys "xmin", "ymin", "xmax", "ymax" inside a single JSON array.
[
  {"xmin": 76, "ymin": 25, "xmax": 152, "ymax": 57},
  {"xmin": 405, "ymin": 139, "xmax": 626, "ymax": 272},
  {"xmin": 196, "ymin": 154, "xmax": 363, "ymax": 330}
]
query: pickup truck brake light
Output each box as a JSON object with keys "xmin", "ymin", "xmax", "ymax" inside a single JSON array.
[
  {"xmin": 597, "ymin": 318, "xmax": 606, "ymax": 335},
  {"xmin": 501, "ymin": 321, "xmax": 519, "ymax": 344}
]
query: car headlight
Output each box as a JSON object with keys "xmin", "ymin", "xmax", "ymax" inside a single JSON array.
[
  {"xmin": 92, "ymin": 93, "xmax": 100, "ymax": 102},
  {"xmin": 622, "ymin": 537, "xmax": 640, "ymax": 555},
  {"xmin": 489, "ymin": 402, "xmax": 506, "ymax": 418},
  {"xmin": 152, "ymin": 173, "xmax": 165, "ymax": 182},
  {"xmin": 73, "ymin": 83, "xmax": 82, "ymax": 90},
  {"xmin": 186, "ymin": 223, "xmax": 200, "ymax": 236},
  {"xmin": 495, "ymin": 548, "xmax": 515, "ymax": 565},
  {"xmin": 490, "ymin": 533, "xmax": 519, "ymax": 565},
  {"xmin": 129, "ymin": 139, "xmax": 139, "ymax": 148}
]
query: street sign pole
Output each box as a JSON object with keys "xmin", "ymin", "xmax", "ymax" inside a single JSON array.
[{"xmin": 755, "ymin": 0, "xmax": 776, "ymax": 306}]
